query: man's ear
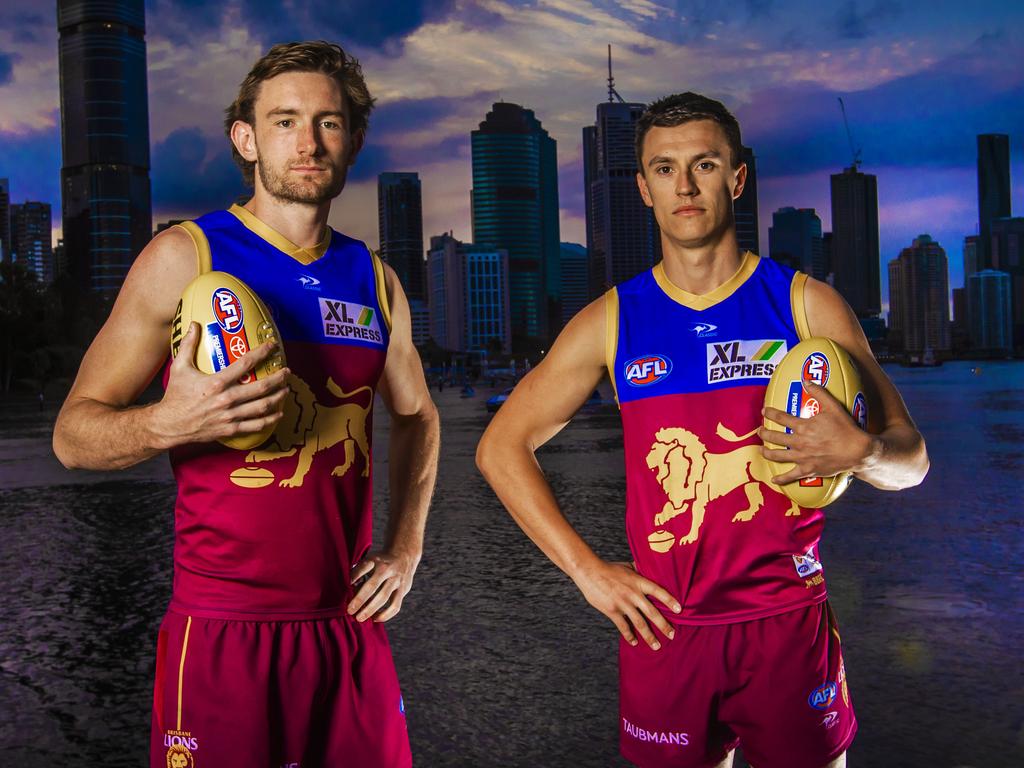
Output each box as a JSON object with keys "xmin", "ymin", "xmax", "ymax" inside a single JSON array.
[
  {"xmin": 732, "ymin": 162, "xmax": 747, "ymax": 201},
  {"xmin": 636, "ymin": 171, "xmax": 653, "ymax": 208},
  {"xmin": 230, "ymin": 120, "xmax": 258, "ymax": 164}
]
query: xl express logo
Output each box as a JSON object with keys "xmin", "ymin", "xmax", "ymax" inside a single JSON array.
[
  {"xmin": 319, "ymin": 298, "xmax": 384, "ymax": 344},
  {"xmin": 706, "ymin": 339, "xmax": 786, "ymax": 383},
  {"xmin": 624, "ymin": 355, "xmax": 672, "ymax": 387}
]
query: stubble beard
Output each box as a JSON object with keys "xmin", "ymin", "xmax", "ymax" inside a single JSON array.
[{"xmin": 256, "ymin": 149, "xmax": 346, "ymax": 205}]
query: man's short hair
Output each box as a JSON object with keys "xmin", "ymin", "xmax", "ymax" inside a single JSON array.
[
  {"xmin": 225, "ymin": 40, "xmax": 376, "ymax": 187},
  {"xmin": 635, "ymin": 92, "xmax": 743, "ymax": 172}
]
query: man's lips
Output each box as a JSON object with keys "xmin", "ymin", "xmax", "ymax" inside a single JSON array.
[
  {"xmin": 290, "ymin": 165, "xmax": 328, "ymax": 172},
  {"xmin": 673, "ymin": 206, "xmax": 704, "ymax": 216}
]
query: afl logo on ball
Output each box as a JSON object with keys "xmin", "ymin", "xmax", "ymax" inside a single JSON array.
[
  {"xmin": 802, "ymin": 352, "xmax": 830, "ymax": 386},
  {"xmin": 808, "ymin": 682, "xmax": 837, "ymax": 710},
  {"xmin": 213, "ymin": 288, "xmax": 244, "ymax": 332},
  {"xmin": 624, "ymin": 355, "xmax": 672, "ymax": 387},
  {"xmin": 852, "ymin": 392, "xmax": 868, "ymax": 429}
]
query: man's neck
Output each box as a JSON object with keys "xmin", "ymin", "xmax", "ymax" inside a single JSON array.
[
  {"xmin": 659, "ymin": 231, "xmax": 745, "ymax": 296},
  {"xmin": 244, "ymin": 189, "xmax": 332, "ymax": 249}
]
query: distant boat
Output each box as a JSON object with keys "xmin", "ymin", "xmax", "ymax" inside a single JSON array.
[{"xmin": 903, "ymin": 347, "xmax": 942, "ymax": 367}]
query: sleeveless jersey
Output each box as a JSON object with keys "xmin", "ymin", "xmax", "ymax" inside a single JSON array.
[
  {"xmin": 608, "ymin": 252, "xmax": 827, "ymax": 625},
  {"xmin": 165, "ymin": 204, "xmax": 391, "ymax": 619}
]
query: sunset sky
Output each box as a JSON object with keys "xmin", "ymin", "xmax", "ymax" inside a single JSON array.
[{"xmin": 1, "ymin": 0, "xmax": 1022, "ymax": 302}]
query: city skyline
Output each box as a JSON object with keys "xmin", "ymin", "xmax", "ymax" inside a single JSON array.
[{"xmin": 1, "ymin": 0, "xmax": 1022, "ymax": 303}]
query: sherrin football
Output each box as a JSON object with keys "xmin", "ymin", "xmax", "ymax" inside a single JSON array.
[
  {"xmin": 170, "ymin": 270, "xmax": 286, "ymax": 450},
  {"xmin": 762, "ymin": 337, "xmax": 868, "ymax": 508}
]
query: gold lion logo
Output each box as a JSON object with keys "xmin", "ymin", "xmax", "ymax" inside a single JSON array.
[
  {"xmin": 239, "ymin": 373, "xmax": 373, "ymax": 488},
  {"xmin": 644, "ymin": 422, "xmax": 799, "ymax": 551},
  {"xmin": 166, "ymin": 744, "xmax": 194, "ymax": 768}
]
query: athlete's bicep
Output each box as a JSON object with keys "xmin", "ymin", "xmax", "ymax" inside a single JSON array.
[
  {"xmin": 65, "ymin": 227, "xmax": 198, "ymax": 408},
  {"xmin": 489, "ymin": 296, "xmax": 608, "ymax": 450},
  {"xmin": 376, "ymin": 264, "xmax": 433, "ymax": 418},
  {"xmin": 804, "ymin": 277, "xmax": 916, "ymax": 434}
]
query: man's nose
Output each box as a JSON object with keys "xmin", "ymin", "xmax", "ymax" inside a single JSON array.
[
  {"xmin": 676, "ymin": 170, "xmax": 697, "ymax": 197},
  {"xmin": 296, "ymin": 123, "xmax": 321, "ymax": 155}
]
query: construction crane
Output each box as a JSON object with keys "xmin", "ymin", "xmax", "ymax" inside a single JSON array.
[
  {"xmin": 837, "ymin": 97, "xmax": 862, "ymax": 170},
  {"xmin": 607, "ymin": 44, "xmax": 625, "ymax": 104}
]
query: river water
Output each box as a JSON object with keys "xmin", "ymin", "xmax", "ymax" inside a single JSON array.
[{"xmin": 0, "ymin": 362, "xmax": 1021, "ymax": 767}]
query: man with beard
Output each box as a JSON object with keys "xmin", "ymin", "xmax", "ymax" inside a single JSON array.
[{"xmin": 53, "ymin": 42, "xmax": 439, "ymax": 768}]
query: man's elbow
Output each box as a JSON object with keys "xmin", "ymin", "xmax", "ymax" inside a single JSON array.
[{"xmin": 52, "ymin": 422, "xmax": 79, "ymax": 470}]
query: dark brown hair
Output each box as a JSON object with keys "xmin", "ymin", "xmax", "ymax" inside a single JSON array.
[
  {"xmin": 635, "ymin": 92, "xmax": 743, "ymax": 172},
  {"xmin": 225, "ymin": 40, "xmax": 376, "ymax": 187}
]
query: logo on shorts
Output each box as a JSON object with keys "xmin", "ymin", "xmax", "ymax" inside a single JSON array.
[
  {"xmin": 792, "ymin": 546, "xmax": 823, "ymax": 578},
  {"xmin": 802, "ymin": 352, "xmax": 830, "ymax": 386},
  {"xmin": 399, "ymin": 695, "xmax": 406, "ymax": 715},
  {"xmin": 808, "ymin": 682, "xmax": 838, "ymax": 710},
  {"xmin": 213, "ymin": 288, "xmax": 244, "ymax": 333},
  {"xmin": 821, "ymin": 711, "xmax": 839, "ymax": 729},
  {"xmin": 622, "ymin": 717, "xmax": 689, "ymax": 746},
  {"xmin": 625, "ymin": 355, "xmax": 672, "ymax": 386},
  {"xmin": 706, "ymin": 339, "xmax": 786, "ymax": 383},
  {"xmin": 164, "ymin": 730, "xmax": 198, "ymax": 767},
  {"xmin": 690, "ymin": 322, "xmax": 718, "ymax": 338}
]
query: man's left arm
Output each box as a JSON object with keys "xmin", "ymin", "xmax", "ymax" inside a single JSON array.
[
  {"xmin": 760, "ymin": 277, "xmax": 929, "ymax": 491},
  {"xmin": 347, "ymin": 263, "xmax": 440, "ymax": 622}
]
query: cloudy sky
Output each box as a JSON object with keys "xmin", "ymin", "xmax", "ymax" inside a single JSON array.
[{"xmin": 1, "ymin": 0, "xmax": 1022, "ymax": 302}]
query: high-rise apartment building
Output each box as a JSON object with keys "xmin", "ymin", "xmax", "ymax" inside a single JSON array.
[
  {"xmin": 427, "ymin": 233, "xmax": 511, "ymax": 354},
  {"xmin": 968, "ymin": 270, "xmax": 1013, "ymax": 354},
  {"xmin": 768, "ymin": 207, "xmax": 825, "ymax": 280},
  {"xmin": 977, "ymin": 134, "xmax": 1010, "ymax": 270},
  {"xmin": 0, "ymin": 179, "xmax": 10, "ymax": 264},
  {"xmin": 830, "ymin": 166, "xmax": 880, "ymax": 318},
  {"xmin": 990, "ymin": 216, "xmax": 1024, "ymax": 343},
  {"xmin": 10, "ymin": 202, "xmax": 54, "ymax": 283},
  {"xmin": 559, "ymin": 242, "xmax": 588, "ymax": 327},
  {"xmin": 377, "ymin": 172, "xmax": 425, "ymax": 302},
  {"xmin": 59, "ymin": 0, "xmax": 152, "ymax": 294},
  {"xmin": 887, "ymin": 235, "xmax": 950, "ymax": 355},
  {"xmin": 471, "ymin": 103, "xmax": 559, "ymax": 347}
]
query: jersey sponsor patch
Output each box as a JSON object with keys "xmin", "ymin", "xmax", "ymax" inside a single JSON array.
[
  {"xmin": 706, "ymin": 339, "xmax": 787, "ymax": 383},
  {"xmin": 792, "ymin": 546, "xmax": 823, "ymax": 578},
  {"xmin": 625, "ymin": 355, "xmax": 672, "ymax": 386},
  {"xmin": 319, "ymin": 297, "xmax": 384, "ymax": 344}
]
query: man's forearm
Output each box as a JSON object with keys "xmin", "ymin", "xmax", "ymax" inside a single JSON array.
[
  {"xmin": 854, "ymin": 424, "xmax": 929, "ymax": 491},
  {"xmin": 384, "ymin": 406, "xmax": 440, "ymax": 559},
  {"xmin": 53, "ymin": 398, "xmax": 167, "ymax": 471}
]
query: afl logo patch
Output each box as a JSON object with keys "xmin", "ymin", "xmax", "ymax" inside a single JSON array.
[
  {"xmin": 624, "ymin": 355, "xmax": 672, "ymax": 387},
  {"xmin": 802, "ymin": 352, "xmax": 829, "ymax": 386},
  {"xmin": 808, "ymin": 682, "xmax": 837, "ymax": 710},
  {"xmin": 852, "ymin": 392, "xmax": 868, "ymax": 429},
  {"xmin": 212, "ymin": 288, "xmax": 244, "ymax": 332}
]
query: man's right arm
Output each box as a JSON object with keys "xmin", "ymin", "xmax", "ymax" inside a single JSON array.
[
  {"xmin": 476, "ymin": 296, "xmax": 681, "ymax": 651},
  {"xmin": 53, "ymin": 227, "xmax": 290, "ymax": 470}
]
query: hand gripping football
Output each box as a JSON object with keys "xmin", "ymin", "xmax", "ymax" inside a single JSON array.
[
  {"xmin": 762, "ymin": 337, "xmax": 868, "ymax": 508},
  {"xmin": 170, "ymin": 270, "xmax": 286, "ymax": 450}
]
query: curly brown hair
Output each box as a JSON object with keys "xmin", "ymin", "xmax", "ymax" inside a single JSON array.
[{"xmin": 225, "ymin": 40, "xmax": 376, "ymax": 187}]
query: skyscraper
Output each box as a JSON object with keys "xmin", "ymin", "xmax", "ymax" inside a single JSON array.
[
  {"xmin": 768, "ymin": 207, "xmax": 825, "ymax": 279},
  {"xmin": 830, "ymin": 165, "xmax": 880, "ymax": 318},
  {"xmin": 582, "ymin": 71, "xmax": 658, "ymax": 298},
  {"xmin": 735, "ymin": 146, "xmax": 759, "ymax": 256},
  {"xmin": 377, "ymin": 172, "xmax": 425, "ymax": 302},
  {"xmin": 887, "ymin": 235, "xmax": 950, "ymax": 356},
  {"xmin": 10, "ymin": 202, "xmax": 54, "ymax": 283},
  {"xmin": 963, "ymin": 235, "xmax": 980, "ymax": 283},
  {"xmin": 58, "ymin": 0, "xmax": 152, "ymax": 294},
  {"xmin": 968, "ymin": 270, "xmax": 1013, "ymax": 355},
  {"xmin": 427, "ymin": 233, "xmax": 510, "ymax": 354},
  {"xmin": 471, "ymin": 102, "xmax": 559, "ymax": 347},
  {"xmin": 990, "ymin": 216, "xmax": 1024, "ymax": 343},
  {"xmin": 977, "ymin": 134, "xmax": 1011, "ymax": 270},
  {"xmin": 559, "ymin": 242, "xmax": 588, "ymax": 327}
]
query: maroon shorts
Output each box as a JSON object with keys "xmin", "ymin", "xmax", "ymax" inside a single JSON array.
[
  {"xmin": 150, "ymin": 609, "xmax": 411, "ymax": 768},
  {"xmin": 619, "ymin": 601, "xmax": 856, "ymax": 768}
]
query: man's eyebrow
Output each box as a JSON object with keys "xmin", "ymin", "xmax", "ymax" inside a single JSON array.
[
  {"xmin": 265, "ymin": 107, "xmax": 346, "ymax": 119},
  {"xmin": 646, "ymin": 149, "xmax": 722, "ymax": 168}
]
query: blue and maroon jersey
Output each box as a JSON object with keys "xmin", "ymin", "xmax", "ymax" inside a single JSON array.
[
  {"xmin": 607, "ymin": 252, "xmax": 826, "ymax": 625},
  {"xmin": 166, "ymin": 204, "xmax": 391, "ymax": 619}
]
